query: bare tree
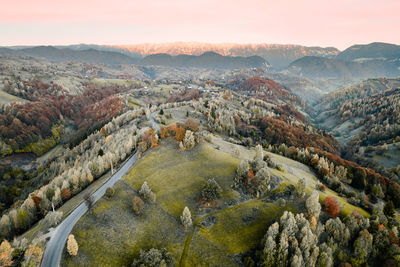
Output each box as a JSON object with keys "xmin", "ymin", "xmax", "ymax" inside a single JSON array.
[
  {"xmin": 83, "ymin": 192, "xmax": 95, "ymax": 212},
  {"xmin": 180, "ymin": 207, "xmax": 192, "ymax": 230}
]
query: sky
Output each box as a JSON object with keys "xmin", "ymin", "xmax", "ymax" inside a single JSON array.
[{"xmin": 0, "ymin": 0, "xmax": 399, "ymax": 50}]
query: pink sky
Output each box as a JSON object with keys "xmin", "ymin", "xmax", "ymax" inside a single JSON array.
[{"xmin": 0, "ymin": 0, "xmax": 399, "ymax": 50}]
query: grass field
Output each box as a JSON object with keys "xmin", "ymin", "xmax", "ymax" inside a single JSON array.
[{"xmin": 62, "ymin": 142, "xmax": 299, "ymax": 266}]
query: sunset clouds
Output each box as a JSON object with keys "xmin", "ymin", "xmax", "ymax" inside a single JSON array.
[{"xmin": 1, "ymin": 0, "xmax": 399, "ymax": 49}]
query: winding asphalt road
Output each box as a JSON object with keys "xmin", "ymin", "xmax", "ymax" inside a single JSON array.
[{"xmin": 41, "ymin": 114, "xmax": 159, "ymax": 267}]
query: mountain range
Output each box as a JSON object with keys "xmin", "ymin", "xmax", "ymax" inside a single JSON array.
[
  {"xmin": 0, "ymin": 46, "xmax": 270, "ymax": 69},
  {"xmin": 1, "ymin": 42, "xmax": 400, "ymax": 75},
  {"xmin": 286, "ymin": 43, "xmax": 400, "ymax": 79},
  {"xmin": 138, "ymin": 52, "xmax": 270, "ymax": 69},
  {"xmin": 113, "ymin": 42, "xmax": 339, "ymax": 69}
]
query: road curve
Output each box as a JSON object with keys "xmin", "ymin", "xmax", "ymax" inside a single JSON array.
[
  {"xmin": 41, "ymin": 115, "xmax": 159, "ymax": 267},
  {"xmin": 41, "ymin": 153, "xmax": 138, "ymax": 267}
]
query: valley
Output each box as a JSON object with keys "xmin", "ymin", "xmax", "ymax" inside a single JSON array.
[{"xmin": 0, "ymin": 42, "xmax": 399, "ymax": 267}]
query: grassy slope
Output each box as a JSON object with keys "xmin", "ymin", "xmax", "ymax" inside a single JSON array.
[
  {"xmin": 62, "ymin": 142, "xmax": 298, "ymax": 267},
  {"xmin": 62, "ymin": 137, "xmax": 369, "ymax": 266},
  {"xmin": 185, "ymin": 201, "xmax": 296, "ymax": 266},
  {"xmin": 212, "ymin": 135, "xmax": 369, "ymax": 218},
  {"xmin": 0, "ymin": 89, "xmax": 25, "ymax": 106}
]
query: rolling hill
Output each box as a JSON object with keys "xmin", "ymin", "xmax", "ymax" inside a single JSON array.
[
  {"xmin": 0, "ymin": 46, "xmax": 140, "ymax": 65},
  {"xmin": 287, "ymin": 56, "xmax": 400, "ymax": 79},
  {"xmin": 337, "ymin": 42, "xmax": 400, "ymax": 62}
]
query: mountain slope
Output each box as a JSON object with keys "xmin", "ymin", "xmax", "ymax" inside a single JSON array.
[
  {"xmin": 54, "ymin": 44, "xmax": 143, "ymax": 58},
  {"xmin": 315, "ymin": 79, "xmax": 400, "ymax": 175},
  {"xmin": 316, "ymin": 78, "xmax": 400, "ymax": 110},
  {"xmin": 337, "ymin": 42, "xmax": 400, "ymax": 62},
  {"xmin": 0, "ymin": 46, "xmax": 140, "ymax": 65},
  {"xmin": 0, "ymin": 47, "xmax": 19, "ymax": 56},
  {"xmin": 287, "ymin": 56, "xmax": 400, "ymax": 79},
  {"xmin": 138, "ymin": 52, "xmax": 270, "ymax": 69}
]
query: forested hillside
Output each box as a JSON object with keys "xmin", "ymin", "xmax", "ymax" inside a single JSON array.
[
  {"xmin": 0, "ymin": 78, "xmax": 129, "ymax": 157},
  {"xmin": 315, "ymin": 79, "xmax": 400, "ymax": 186}
]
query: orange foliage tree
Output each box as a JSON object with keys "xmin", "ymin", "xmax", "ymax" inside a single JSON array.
[
  {"xmin": 30, "ymin": 194, "xmax": 42, "ymax": 208},
  {"xmin": 143, "ymin": 129, "xmax": 158, "ymax": 148},
  {"xmin": 100, "ymin": 127, "xmax": 107, "ymax": 137},
  {"xmin": 61, "ymin": 188, "xmax": 72, "ymax": 201},
  {"xmin": 175, "ymin": 126, "xmax": 186, "ymax": 142},
  {"xmin": 324, "ymin": 196, "xmax": 341, "ymax": 218},
  {"xmin": 160, "ymin": 123, "xmax": 186, "ymax": 142},
  {"xmin": 0, "ymin": 240, "xmax": 14, "ymax": 267}
]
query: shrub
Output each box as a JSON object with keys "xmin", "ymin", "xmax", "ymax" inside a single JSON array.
[
  {"xmin": 201, "ymin": 179, "xmax": 222, "ymax": 202},
  {"xmin": 105, "ymin": 187, "xmax": 115, "ymax": 199},
  {"xmin": 67, "ymin": 234, "xmax": 78, "ymax": 256},
  {"xmin": 132, "ymin": 248, "xmax": 174, "ymax": 267},
  {"xmin": 132, "ymin": 196, "xmax": 144, "ymax": 215},
  {"xmin": 324, "ymin": 196, "xmax": 341, "ymax": 218}
]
